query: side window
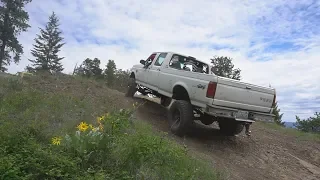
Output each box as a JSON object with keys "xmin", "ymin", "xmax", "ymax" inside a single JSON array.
[
  {"xmin": 169, "ymin": 55, "xmax": 184, "ymax": 70},
  {"xmin": 154, "ymin": 53, "xmax": 167, "ymax": 66},
  {"xmin": 169, "ymin": 54, "xmax": 210, "ymax": 74},
  {"xmin": 145, "ymin": 53, "xmax": 156, "ymax": 66}
]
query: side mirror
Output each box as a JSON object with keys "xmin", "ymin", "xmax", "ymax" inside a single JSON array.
[{"xmin": 140, "ymin": 60, "xmax": 146, "ymax": 65}]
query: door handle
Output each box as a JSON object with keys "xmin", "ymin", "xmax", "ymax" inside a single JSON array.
[{"xmin": 246, "ymin": 86, "xmax": 251, "ymax": 89}]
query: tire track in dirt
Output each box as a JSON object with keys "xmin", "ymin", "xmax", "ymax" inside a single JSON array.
[{"xmin": 131, "ymin": 96, "xmax": 320, "ymax": 180}]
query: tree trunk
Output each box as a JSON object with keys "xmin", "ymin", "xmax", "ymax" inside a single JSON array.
[{"xmin": 0, "ymin": 12, "xmax": 9, "ymax": 72}]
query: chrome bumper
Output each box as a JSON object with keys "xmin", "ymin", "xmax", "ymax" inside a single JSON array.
[{"xmin": 205, "ymin": 105, "xmax": 275, "ymax": 123}]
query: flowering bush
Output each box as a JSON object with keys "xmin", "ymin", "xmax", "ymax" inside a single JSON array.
[
  {"xmin": 50, "ymin": 108, "xmax": 134, "ymax": 173},
  {"xmin": 47, "ymin": 105, "xmax": 221, "ymax": 179}
]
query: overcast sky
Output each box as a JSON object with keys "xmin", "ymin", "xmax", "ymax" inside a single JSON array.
[{"xmin": 8, "ymin": 0, "xmax": 320, "ymax": 122}]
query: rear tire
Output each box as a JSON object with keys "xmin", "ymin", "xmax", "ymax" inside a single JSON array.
[
  {"xmin": 200, "ymin": 113, "xmax": 215, "ymax": 125},
  {"xmin": 168, "ymin": 100, "xmax": 193, "ymax": 136},
  {"xmin": 125, "ymin": 77, "xmax": 137, "ymax": 97},
  {"xmin": 218, "ymin": 118, "xmax": 244, "ymax": 136}
]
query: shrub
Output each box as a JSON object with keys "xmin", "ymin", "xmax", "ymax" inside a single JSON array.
[
  {"xmin": 296, "ymin": 112, "xmax": 320, "ymax": 133},
  {"xmin": 50, "ymin": 108, "xmax": 220, "ymax": 179},
  {"xmin": 0, "ymin": 131, "xmax": 80, "ymax": 179}
]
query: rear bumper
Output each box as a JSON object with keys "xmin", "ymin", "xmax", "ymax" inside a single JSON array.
[{"xmin": 205, "ymin": 104, "xmax": 274, "ymax": 123}]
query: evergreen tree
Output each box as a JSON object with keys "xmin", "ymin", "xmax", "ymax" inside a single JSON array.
[
  {"xmin": 104, "ymin": 60, "xmax": 116, "ymax": 85},
  {"xmin": 296, "ymin": 112, "xmax": 320, "ymax": 133},
  {"xmin": 210, "ymin": 56, "xmax": 241, "ymax": 80},
  {"xmin": 272, "ymin": 101, "xmax": 284, "ymax": 126},
  {"xmin": 114, "ymin": 68, "xmax": 130, "ymax": 91},
  {"xmin": 0, "ymin": 0, "xmax": 32, "ymax": 72},
  {"xmin": 74, "ymin": 58, "xmax": 102, "ymax": 78},
  {"xmin": 28, "ymin": 12, "xmax": 65, "ymax": 73}
]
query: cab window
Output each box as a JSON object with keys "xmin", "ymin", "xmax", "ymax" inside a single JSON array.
[
  {"xmin": 144, "ymin": 53, "xmax": 156, "ymax": 66},
  {"xmin": 169, "ymin": 54, "xmax": 209, "ymax": 74},
  {"xmin": 154, "ymin": 53, "xmax": 167, "ymax": 66}
]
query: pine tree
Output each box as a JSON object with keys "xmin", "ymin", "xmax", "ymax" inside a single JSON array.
[
  {"xmin": 272, "ymin": 101, "xmax": 284, "ymax": 126},
  {"xmin": 0, "ymin": 0, "xmax": 32, "ymax": 72},
  {"xmin": 104, "ymin": 60, "xmax": 116, "ymax": 85},
  {"xmin": 74, "ymin": 58, "xmax": 102, "ymax": 78},
  {"xmin": 28, "ymin": 12, "xmax": 65, "ymax": 73},
  {"xmin": 210, "ymin": 56, "xmax": 241, "ymax": 80},
  {"xmin": 296, "ymin": 112, "xmax": 320, "ymax": 133}
]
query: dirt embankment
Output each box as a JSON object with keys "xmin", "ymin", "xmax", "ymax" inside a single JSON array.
[
  {"xmin": 11, "ymin": 75, "xmax": 320, "ymax": 180},
  {"xmin": 132, "ymin": 96, "xmax": 320, "ymax": 180}
]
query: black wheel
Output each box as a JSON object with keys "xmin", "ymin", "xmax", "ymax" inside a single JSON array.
[
  {"xmin": 160, "ymin": 96, "xmax": 172, "ymax": 107},
  {"xmin": 200, "ymin": 113, "xmax": 215, "ymax": 125},
  {"xmin": 218, "ymin": 118, "xmax": 244, "ymax": 136},
  {"xmin": 125, "ymin": 77, "xmax": 137, "ymax": 97},
  {"xmin": 168, "ymin": 100, "xmax": 193, "ymax": 136}
]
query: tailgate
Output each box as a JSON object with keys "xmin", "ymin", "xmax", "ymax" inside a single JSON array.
[{"xmin": 213, "ymin": 77, "xmax": 275, "ymax": 113}]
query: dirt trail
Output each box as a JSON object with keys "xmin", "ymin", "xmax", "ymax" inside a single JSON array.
[{"xmin": 132, "ymin": 96, "xmax": 320, "ymax": 180}]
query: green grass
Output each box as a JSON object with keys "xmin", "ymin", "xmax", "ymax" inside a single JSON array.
[
  {"xmin": 0, "ymin": 74, "xmax": 222, "ymax": 180},
  {"xmin": 259, "ymin": 122, "xmax": 320, "ymax": 141}
]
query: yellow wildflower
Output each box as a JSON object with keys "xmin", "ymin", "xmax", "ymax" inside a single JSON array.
[
  {"xmin": 77, "ymin": 122, "xmax": 89, "ymax": 132},
  {"xmin": 97, "ymin": 116, "xmax": 104, "ymax": 122},
  {"xmin": 89, "ymin": 124, "xmax": 94, "ymax": 130},
  {"xmin": 51, "ymin": 137, "xmax": 62, "ymax": 145}
]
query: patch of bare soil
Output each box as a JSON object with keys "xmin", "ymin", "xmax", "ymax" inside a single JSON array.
[{"xmin": 132, "ymin": 96, "xmax": 320, "ymax": 180}]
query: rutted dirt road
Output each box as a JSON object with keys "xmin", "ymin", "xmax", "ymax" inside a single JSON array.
[{"xmin": 132, "ymin": 96, "xmax": 320, "ymax": 180}]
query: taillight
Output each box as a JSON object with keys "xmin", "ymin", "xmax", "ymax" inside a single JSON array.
[{"xmin": 206, "ymin": 81, "xmax": 217, "ymax": 98}]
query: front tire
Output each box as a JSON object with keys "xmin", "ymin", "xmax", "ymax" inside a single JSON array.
[
  {"xmin": 168, "ymin": 100, "xmax": 193, "ymax": 136},
  {"xmin": 218, "ymin": 118, "xmax": 244, "ymax": 136},
  {"xmin": 125, "ymin": 77, "xmax": 137, "ymax": 97}
]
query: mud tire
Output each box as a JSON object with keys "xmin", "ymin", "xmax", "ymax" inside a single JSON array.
[
  {"xmin": 125, "ymin": 77, "xmax": 137, "ymax": 97},
  {"xmin": 200, "ymin": 113, "xmax": 215, "ymax": 125},
  {"xmin": 218, "ymin": 118, "xmax": 244, "ymax": 136},
  {"xmin": 168, "ymin": 100, "xmax": 193, "ymax": 136}
]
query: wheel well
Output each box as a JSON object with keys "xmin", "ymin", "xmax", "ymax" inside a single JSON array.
[
  {"xmin": 172, "ymin": 85, "xmax": 190, "ymax": 102},
  {"xmin": 130, "ymin": 72, "xmax": 135, "ymax": 78}
]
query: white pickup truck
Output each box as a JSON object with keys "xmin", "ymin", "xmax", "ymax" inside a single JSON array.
[{"xmin": 126, "ymin": 52, "xmax": 276, "ymax": 136}]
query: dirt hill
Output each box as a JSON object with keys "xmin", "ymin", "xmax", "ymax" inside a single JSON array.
[
  {"xmin": 2, "ymin": 74, "xmax": 319, "ymax": 180},
  {"xmin": 133, "ymin": 97, "xmax": 320, "ymax": 180}
]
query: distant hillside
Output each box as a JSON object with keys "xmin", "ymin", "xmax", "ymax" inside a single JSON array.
[{"xmin": 284, "ymin": 121, "xmax": 297, "ymax": 129}]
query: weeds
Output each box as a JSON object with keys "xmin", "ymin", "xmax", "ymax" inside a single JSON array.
[
  {"xmin": 0, "ymin": 75, "xmax": 221, "ymax": 180},
  {"xmin": 259, "ymin": 122, "xmax": 320, "ymax": 141}
]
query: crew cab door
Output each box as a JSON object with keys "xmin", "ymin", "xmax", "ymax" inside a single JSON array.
[
  {"xmin": 146, "ymin": 52, "xmax": 168, "ymax": 91},
  {"xmin": 137, "ymin": 53, "xmax": 156, "ymax": 84}
]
